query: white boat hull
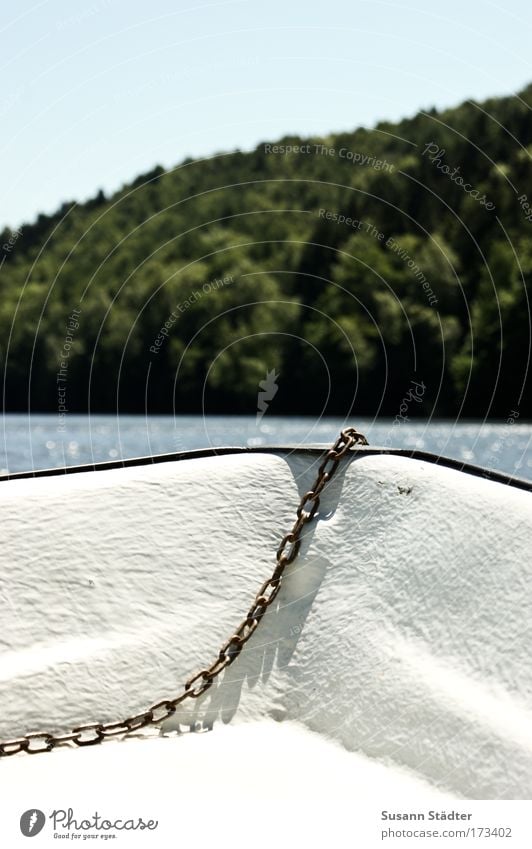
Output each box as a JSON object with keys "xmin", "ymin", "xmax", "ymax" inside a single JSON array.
[{"xmin": 0, "ymin": 448, "xmax": 531, "ymax": 799}]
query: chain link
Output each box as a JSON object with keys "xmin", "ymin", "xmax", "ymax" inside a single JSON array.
[{"xmin": 0, "ymin": 426, "xmax": 368, "ymax": 757}]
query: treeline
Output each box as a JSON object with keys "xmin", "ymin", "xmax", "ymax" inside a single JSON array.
[{"xmin": 1, "ymin": 84, "xmax": 532, "ymax": 418}]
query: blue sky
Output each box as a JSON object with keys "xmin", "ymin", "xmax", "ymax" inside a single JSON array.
[{"xmin": 2, "ymin": 0, "xmax": 532, "ymax": 228}]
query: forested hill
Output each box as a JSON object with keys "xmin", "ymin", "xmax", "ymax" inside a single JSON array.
[{"xmin": 2, "ymin": 84, "xmax": 532, "ymax": 418}]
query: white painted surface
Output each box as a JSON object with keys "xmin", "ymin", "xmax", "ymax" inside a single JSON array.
[
  {"xmin": 2, "ymin": 720, "xmax": 455, "ymax": 848},
  {"xmin": 0, "ymin": 451, "xmax": 531, "ymax": 799}
]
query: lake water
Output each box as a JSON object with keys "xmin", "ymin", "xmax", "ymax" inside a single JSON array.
[{"xmin": 1, "ymin": 414, "xmax": 531, "ymax": 481}]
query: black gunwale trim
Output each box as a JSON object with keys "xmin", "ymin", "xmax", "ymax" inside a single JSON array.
[{"xmin": 0, "ymin": 445, "xmax": 531, "ymax": 493}]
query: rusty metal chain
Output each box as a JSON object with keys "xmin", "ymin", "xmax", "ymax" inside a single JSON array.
[{"xmin": 0, "ymin": 426, "xmax": 368, "ymax": 757}]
